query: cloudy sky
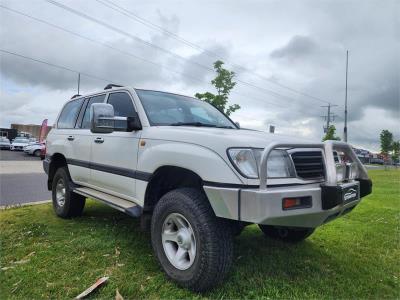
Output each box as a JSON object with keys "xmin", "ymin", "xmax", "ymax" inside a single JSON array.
[{"xmin": 1, "ymin": 0, "xmax": 399, "ymax": 151}]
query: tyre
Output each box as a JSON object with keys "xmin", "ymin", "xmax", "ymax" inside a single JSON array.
[
  {"xmin": 151, "ymin": 188, "xmax": 233, "ymax": 292},
  {"xmin": 33, "ymin": 149, "xmax": 41, "ymax": 157},
  {"xmin": 258, "ymin": 225, "xmax": 314, "ymax": 243},
  {"xmin": 52, "ymin": 167, "xmax": 85, "ymax": 218}
]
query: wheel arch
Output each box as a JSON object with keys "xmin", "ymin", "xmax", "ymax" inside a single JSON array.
[
  {"xmin": 48, "ymin": 153, "xmax": 68, "ymax": 190},
  {"xmin": 143, "ymin": 165, "xmax": 204, "ymax": 212}
]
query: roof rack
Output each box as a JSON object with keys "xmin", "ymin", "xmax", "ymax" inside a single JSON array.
[
  {"xmin": 71, "ymin": 94, "xmax": 81, "ymax": 99},
  {"xmin": 104, "ymin": 84, "xmax": 123, "ymax": 90}
]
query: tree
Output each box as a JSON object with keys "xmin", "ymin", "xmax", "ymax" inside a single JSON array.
[
  {"xmin": 322, "ymin": 125, "xmax": 341, "ymax": 141},
  {"xmin": 392, "ymin": 140, "xmax": 400, "ymax": 162},
  {"xmin": 195, "ymin": 60, "xmax": 240, "ymax": 116},
  {"xmin": 380, "ymin": 130, "xmax": 393, "ymax": 156}
]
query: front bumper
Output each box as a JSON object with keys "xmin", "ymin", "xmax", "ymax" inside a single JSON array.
[
  {"xmin": 204, "ymin": 179, "xmax": 372, "ymax": 228},
  {"xmin": 11, "ymin": 146, "xmax": 24, "ymax": 151},
  {"xmin": 204, "ymin": 141, "xmax": 372, "ymax": 228}
]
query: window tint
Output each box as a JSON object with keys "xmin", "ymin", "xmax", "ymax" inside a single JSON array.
[
  {"xmin": 136, "ymin": 90, "xmax": 235, "ymax": 128},
  {"xmin": 58, "ymin": 99, "xmax": 84, "ymax": 129},
  {"xmin": 107, "ymin": 92, "xmax": 136, "ymax": 131},
  {"xmin": 81, "ymin": 95, "xmax": 106, "ymax": 129}
]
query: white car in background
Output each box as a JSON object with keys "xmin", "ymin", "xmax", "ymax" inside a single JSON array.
[
  {"xmin": 10, "ymin": 137, "xmax": 30, "ymax": 151},
  {"xmin": 24, "ymin": 142, "xmax": 45, "ymax": 157},
  {"xmin": 0, "ymin": 137, "xmax": 11, "ymax": 150}
]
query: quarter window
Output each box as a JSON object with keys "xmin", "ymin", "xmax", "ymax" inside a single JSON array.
[
  {"xmin": 81, "ymin": 94, "xmax": 106, "ymax": 129},
  {"xmin": 57, "ymin": 98, "xmax": 84, "ymax": 129}
]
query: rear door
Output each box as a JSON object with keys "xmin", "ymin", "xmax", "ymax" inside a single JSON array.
[
  {"xmin": 89, "ymin": 91, "xmax": 141, "ymax": 202},
  {"xmin": 70, "ymin": 94, "xmax": 106, "ymax": 184},
  {"xmin": 54, "ymin": 97, "xmax": 88, "ymax": 183}
]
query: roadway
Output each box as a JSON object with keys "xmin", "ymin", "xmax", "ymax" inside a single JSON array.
[{"xmin": 0, "ymin": 150, "xmax": 51, "ymax": 206}]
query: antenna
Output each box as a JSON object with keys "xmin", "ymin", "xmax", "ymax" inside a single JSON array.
[
  {"xmin": 344, "ymin": 50, "xmax": 349, "ymax": 142},
  {"xmin": 77, "ymin": 72, "xmax": 80, "ymax": 94}
]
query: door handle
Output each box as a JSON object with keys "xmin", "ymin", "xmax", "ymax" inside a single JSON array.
[
  {"xmin": 94, "ymin": 137, "xmax": 104, "ymax": 144},
  {"xmin": 67, "ymin": 135, "xmax": 74, "ymax": 141}
]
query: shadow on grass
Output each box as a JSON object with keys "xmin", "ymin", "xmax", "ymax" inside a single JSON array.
[{"xmin": 71, "ymin": 201, "xmax": 380, "ymax": 298}]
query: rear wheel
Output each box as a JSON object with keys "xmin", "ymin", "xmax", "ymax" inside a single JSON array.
[
  {"xmin": 52, "ymin": 167, "xmax": 85, "ymax": 218},
  {"xmin": 151, "ymin": 188, "xmax": 233, "ymax": 292},
  {"xmin": 259, "ymin": 225, "xmax": 314, "ymax": 243}
]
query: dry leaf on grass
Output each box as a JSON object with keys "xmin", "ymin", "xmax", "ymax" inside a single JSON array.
[{"xmin": 14, "ymin": 259, "xmax": 30, "ymax": 265}]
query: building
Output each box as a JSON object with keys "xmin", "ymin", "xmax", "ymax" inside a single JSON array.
[
  {"xmin": 0, "ymin": 128, "xmax": 18, "ymax": 140},
  {"xmin": 10, "ymin": 124, "xmax": 52, "ymax": 140}
]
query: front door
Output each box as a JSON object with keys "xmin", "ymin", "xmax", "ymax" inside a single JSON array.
[{"xmin": 89, "ymin": 91, "xmax": 141, "ymax": 202}]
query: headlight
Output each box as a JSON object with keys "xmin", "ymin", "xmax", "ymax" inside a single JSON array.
[{"xmin": 228, "ymin": 148, "xmax": 295, "ymax": 179}]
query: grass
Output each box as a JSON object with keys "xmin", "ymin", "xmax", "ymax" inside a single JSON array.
[{"xmin": 1, "ymin": 169, "xmax": 399, "ymax": 299}]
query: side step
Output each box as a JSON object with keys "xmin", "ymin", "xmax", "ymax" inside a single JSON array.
[{"xmin": 74, "ymin": 187, "xmax": 142, "ymax": 217}]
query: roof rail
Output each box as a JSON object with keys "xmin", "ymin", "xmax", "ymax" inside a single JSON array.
[
  {"xmin": 104, "ymin": 84, "xmax": 123, "ymax": 90},
  {"xmin": 71, "ymin": 94, "xmax": 81, "ymax": 99}
]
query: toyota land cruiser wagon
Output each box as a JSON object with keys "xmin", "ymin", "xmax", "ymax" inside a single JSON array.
[{"xmin": 44, "ymin": 84, "xmax": 372, "ymax": 291}]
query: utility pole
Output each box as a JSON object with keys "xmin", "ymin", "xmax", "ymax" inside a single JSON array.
[
  {"xmin": 321, "ymin": 103, "xmax": 338, "ymax": 133},
  {"xmin": 77, "ymin": 72, "xmax": 81, "ymax": 95},
  {"xmin": 344, "ymin": 50, "xmax": 349, "ymax": 142}
]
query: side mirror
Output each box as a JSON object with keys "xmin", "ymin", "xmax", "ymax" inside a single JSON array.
[
  {"xmin": 90, "ymin": 103, "xmax": 115, "ymax": 133},
  {"xmin": 90, "ymin": 103, "xmax": 143, "ymax": 133},
  {"xmin": 112, "ymin": 112, "xmax": 142, "ymax": 131},
  {"xmin": 235, "ymin": 122, "xmax": 240, "ymax": 129}
]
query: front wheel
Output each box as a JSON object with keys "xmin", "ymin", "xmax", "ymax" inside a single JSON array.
[
  {"xmin": 151, "ymin": 188, "xmax": 233, "ymax": 292},
  {"xmin": 259, "ymin": 225, "xmax": 314, "ymax": 243},
  {"xmin": 33, "ymin": 149, "xmax": 41, "ymax": 157}
]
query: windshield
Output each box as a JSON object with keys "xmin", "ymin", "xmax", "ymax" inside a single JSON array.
[
  {"xmin": 136, "ymin": 90, "xmax": 237, "ymax": 129},
  {"xmin": 13, "ymin": 138, "xmax": 29, "ymax": 143}
]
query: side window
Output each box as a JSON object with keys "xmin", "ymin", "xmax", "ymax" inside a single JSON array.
[
  {"xmin": 107, "ymin": 92, "xmax": 136, "ymax": 131},
  {"xmin": 57, "ymin": 99, "xmax": 84, "ymax": 129},
  {"xmin": 81, "ymin": 94, "xmax": 106, "ymax": 129}
]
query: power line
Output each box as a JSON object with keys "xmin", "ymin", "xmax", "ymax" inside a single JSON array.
[
  {"xmin": 98, "ymin": 0, "xmax": 336, "ymax": 106},
  {"xmin": 1, "ymin": 5, "xmax": 327, "ymax": 126},
  {"xmin": 2, "ymin": 4, "xmax": 302, "ymax": 112},
  {"xmin": 43, "ymin": 0, "xmax": 331, "ymax": 106},
  {"xmin": 0, "ymin": 4, "xmax": 208, "ymax": 85},
  {"xmin": 1, "ymin": 5, "xmax": 291, "ymax": 111},
  {"xmin": 0, "ymin": 49, "xmax": 112, "ymax": 84}
]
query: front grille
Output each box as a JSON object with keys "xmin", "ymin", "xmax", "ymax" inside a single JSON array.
[{"xmin": 291, "ymin": 151, "xmax": 325, "ymax": 179}]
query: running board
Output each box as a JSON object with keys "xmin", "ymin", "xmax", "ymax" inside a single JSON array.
[{"xmin": 74, "ymin": 187, "xmax": 142, "ymax": 217}]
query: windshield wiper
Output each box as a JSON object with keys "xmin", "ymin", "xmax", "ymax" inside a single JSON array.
[{"xmin": 170, "ymin": 122, "xmax": 217, "ymax": 127}]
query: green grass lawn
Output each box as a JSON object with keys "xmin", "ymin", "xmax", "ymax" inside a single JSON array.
[{"xmin": 1, "ymin": 169, "xmax": 399, "ymax": 299}]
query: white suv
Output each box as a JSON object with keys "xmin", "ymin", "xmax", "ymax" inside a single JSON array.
[{"xmin": 44, "ymin": 85, "xmax": 372, "ymax": 291}]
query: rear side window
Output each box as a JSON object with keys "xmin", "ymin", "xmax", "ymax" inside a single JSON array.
[
  {"xmin": 81, "ymin": 94, "xmax": 106, "ymax": 129},
  {"xmin": 107, "ymin": 92, "xmax": 136, "ymax": 130},
  {"xmin": 57, "ymin": 99, "xmax": 84, "ymax": 129}
]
